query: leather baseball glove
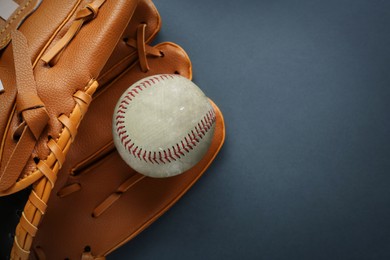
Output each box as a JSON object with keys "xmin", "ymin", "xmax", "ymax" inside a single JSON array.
[
  {"xmin": 0, "ymin": 0, "xmax": 139, "ymax": 258},
  {"xmin": 1, "ymin": 0, "xmax": 225, "ymax": 259}
]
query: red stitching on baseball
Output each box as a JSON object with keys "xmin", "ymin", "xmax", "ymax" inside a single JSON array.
[
  {"xmin": 124, "ymin": 139, "xmax": 131, "ymax": 147},
  {"xmin": 121, "ymin": 135, "xmax": 129, "ymax": 142},
  {"xmin": 122, "ymin": 98, "xmax": 130, "ymax": 104},
  {"xmin": 142, "ymin": 150, "xmax": 148, "ymax": 162},
  {"xmin": 118, "ymin": 130, "xmax": 126, "ymax": 137},
  {"xmin": 153, "ymin": 152, "xmax": 159, "ymax": 164},
  {"xmin": 115, "ymin": 75, "xmax": 216, "ymax": 164},
  {"xmin": 148, "ymin": 151, "xmax": 153, "ymax": 164}
]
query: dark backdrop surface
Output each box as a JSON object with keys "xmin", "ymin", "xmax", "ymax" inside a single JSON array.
[
  {"xmin": 110, "ymin": 0, "xmax": 390, "ymax": 259},
  {"xmin": 0, "ymin": 0, "xmax": 389, "ymax": 259}
]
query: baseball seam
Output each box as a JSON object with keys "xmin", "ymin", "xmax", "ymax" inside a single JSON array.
[{"xmin": 115, "ymin": 74, "xmax": 216, "ymax": 164}]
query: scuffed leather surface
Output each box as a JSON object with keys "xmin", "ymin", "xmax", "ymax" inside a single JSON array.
[
  {"xmin": 0, "ymin": 0, "xmax": 140, "ymax": 192},
  {"xmin": 30, "ymin": 1, "xmax": 223, "ymax": 257},
  {"xmin": 0, "ymin": 0, "xmax": 79, "ymax": 154}
]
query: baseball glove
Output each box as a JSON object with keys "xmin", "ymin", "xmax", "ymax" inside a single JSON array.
[
  {"xmin": 0, "ymin": 0, "xmax": 139, "ymax": 258},
  {"xmin": 1, "ymin": 0, "xmax": 225, "ymax": 259},
  {"xmin": 29, "ymin": 1, "xmax": 225, "ymax": 258}
]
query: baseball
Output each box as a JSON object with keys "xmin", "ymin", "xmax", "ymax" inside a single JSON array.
[{"xmin": 113, "ymin": 74, "xmax": 216, "ymax": 178}]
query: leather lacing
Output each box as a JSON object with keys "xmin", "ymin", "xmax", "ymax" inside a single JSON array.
[
  {"xmin": 41, "ymin": 0, "xmax": 106, "ymax": 66},
  {"xmin": 10, "ymin": 1, "xmax": 107, "ymax": 259},
  {"xmin": 30, "ymin": 23, "xmax": 164, "ymax": 260},
  {"xmin": 0, "ymin": 30, "xmax": 49, "ymax": 193},
  {"xmin": 126, "ymin": 23, "xmax": 163, "ymax": 72},
  {"xmin": 9, "ymin": 29, "xmax": 98, "ymax": 259}
]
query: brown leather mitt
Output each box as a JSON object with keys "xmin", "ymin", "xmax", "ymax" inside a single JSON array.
[
  {"xmin": 28, "ymin": 1, "xmax": 225, "ymax": 259},
  {"xmin": 0, "ymin": 0, "xmax": 140, "ymax": 258},
  {"xmin": 2, "ymin": 0, "xmax": 225, "ymax": 259}
]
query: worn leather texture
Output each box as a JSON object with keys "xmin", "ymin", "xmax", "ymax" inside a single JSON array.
[
  {"xmin": 0, "ymin": 0, "xmax": 139, "ymax": 193},
  {"xmin": 1, "ymin": 0, "xmax": 225, "ymax": 258},
  {"xmin": 0, "ymin": 0, "xmax": 141, "ymax": 258},
  {"xmin": 28, "ymin": 1, "xmax": 224, "ymax": 258}
]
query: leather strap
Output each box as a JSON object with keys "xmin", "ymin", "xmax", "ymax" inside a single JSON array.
[
  {"xmin": 41, "ymin": 0, "xmax": 106, "ymax": 66},
  {"xmin": 12, "ymin": 79, "xmax": 100, "ymax": 260},
  {"xmin": 28, "ymin": 190, "xmax": 48, "ymax": 214},
  {"xmin": 37, "ymin": 161, "xmax": 57, "ymax": 188},
  {"xmin": 13, "ymin": 236, "xmax": 30, "ymax": 259},
  {"xmin": 20, "ymin": 212, "xmax": 38, "ymax": 237},
  {"xmin": 47, "ymin": 140, "xmax": 66, "ymax": 168},
  {"xmin": 137, "ymin": 24, "xmax": 149, "ymax": 72},
  {"xmin": 57, "ymin": 182, "xmax": 81, "ymax": 198},
  {"xmin": 92, "ymin": 174, "xmax": 145, "ymax": 217},
  {"xmin": 0, "ymin": 30, "xmax": 49, "ymax": 191},
  {"xmin": 131, "ymin": 23, "xmax": 162, "ymax": 72}
]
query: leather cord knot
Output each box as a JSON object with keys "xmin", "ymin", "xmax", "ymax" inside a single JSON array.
[
  {"xmin": 86, "ymin": 0, "xmax": 105, "ymax": 19},
  {"xmin": 21, "ymin": 106, "xmax": 50, "ymax": 140},
  {"xmin": 12, "ymin": 29, "xmax": 49, "ymax": 140},
  {"xmin": 125, "ymin": 24, "xmax": 163, "ymax": 72},
  {"xmin": 41, "ymin": 0, "xmax": 106, "ymax": 66}
]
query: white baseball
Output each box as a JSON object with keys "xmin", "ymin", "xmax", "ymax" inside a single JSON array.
[{"xmin": 113, "ymin": 74, "xmax": 216, "ymax": 178}]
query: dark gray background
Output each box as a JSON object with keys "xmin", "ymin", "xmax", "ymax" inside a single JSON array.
[
  {"xmin": 1, "ymin": 0, "xmax": 390, "ymax": 259},
  {"xmin": 111, "ymin": 0, "xmax": 390, "ymax": 259}
]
